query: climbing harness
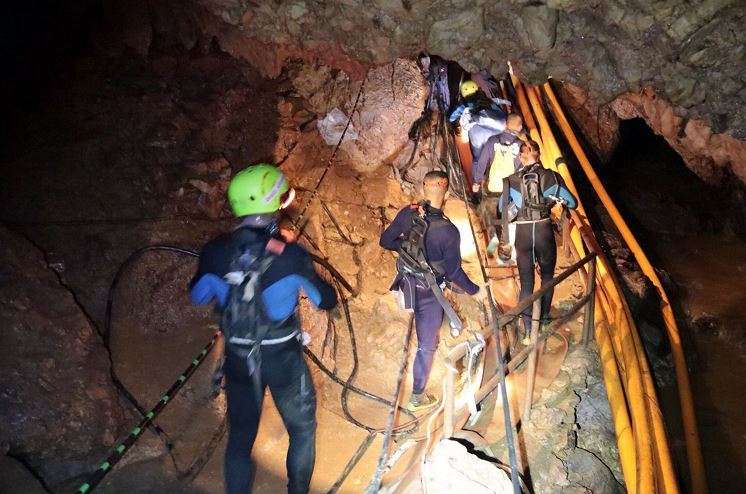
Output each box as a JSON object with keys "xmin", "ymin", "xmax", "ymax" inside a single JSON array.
[{"xmin": 395, "ymin": 201, "xmax": 463, "ymax": 331}]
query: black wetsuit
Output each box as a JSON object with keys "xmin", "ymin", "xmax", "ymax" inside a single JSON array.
[
  {"xmin": 191, "ymin": 224, "xmax": 336, "ymax": 494},
  {"xmin": 380, "ymin": 205, "xmax": 478, "ymax": 394},
  {"xmin": 499, "ymin": 163, "xmax": 577, "ymax": 333}
]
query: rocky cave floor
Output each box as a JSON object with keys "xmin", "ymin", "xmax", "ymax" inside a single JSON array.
[{"xmin": 1, "ymin": 46, "xmax": 624, "ymax": 493}]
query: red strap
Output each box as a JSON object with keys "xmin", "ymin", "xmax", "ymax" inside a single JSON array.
[{"xmin": 265, "ymin": 238, "xmax": 286, "ymax": 255}]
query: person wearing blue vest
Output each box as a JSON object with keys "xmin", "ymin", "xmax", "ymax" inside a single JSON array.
[
  {"xmin": 498, "ymin": 141, "xmax": 577, "ymax": 342},
  {"xmin": 380, "ymin": 170, "xmax": 481, "ymax": 411},
  {"xmin": 189, "ymin": 164, "xmax": 337, "ymax": 494}
]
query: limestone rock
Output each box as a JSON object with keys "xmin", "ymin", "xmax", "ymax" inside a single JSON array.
[
  {"xmin": 185, "ymin": 0, "xmax": 744, "ymax": 183},
  {"xmin": 0, "ymin": 227, "xmax": 125, "ymax": 487},
  {"xmin": 520, "ymin": 4, "xmax": 559, "ymax": 51},
  {"xmin": 422, "ymin": 439, "xmax": 513, "ymax": 493}
]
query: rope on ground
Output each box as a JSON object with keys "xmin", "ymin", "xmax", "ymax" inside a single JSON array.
[
  {"xmin": 364, "ymin": 314, "xmax": 416, "ymax": 494},
  {"xmin": 75, "ymin": 332, "xmax": 219, "ymax": 494}
]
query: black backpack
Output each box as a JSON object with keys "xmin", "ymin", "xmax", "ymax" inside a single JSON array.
[
  {"xmin": 395, "ymin": 202, "xmax": 464, "ymax": 330},
  {"xmin": 396, "ymin": 202, "xmax": 448, "ymax": 279},
  {"xmin": 520, "ymin": 166, "xmax": 550, "ymax": 221},
  {"xmin": 220, "ymin": 234, "xmax": 279, "ymax": 352}
]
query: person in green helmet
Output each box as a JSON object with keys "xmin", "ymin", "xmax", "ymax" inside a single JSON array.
[{"xmin": 189, "ymin": 163, "xmax": 337, "ymax": 494}]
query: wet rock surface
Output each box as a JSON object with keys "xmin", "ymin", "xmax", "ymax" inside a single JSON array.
[
  {"xmin": 521, "ymin": 346, "xmax": 624, "ymax": 493},
  {"xmin": 0, "ymin": 226, "xmax": 126, "ymax": 487},
  {"xmin": 187, "ymin": 0, "xmax": 745, "ymax": 177}
]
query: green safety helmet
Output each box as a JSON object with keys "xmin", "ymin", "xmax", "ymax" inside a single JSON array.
[{"xmin": 227, "ymin": 163, "xmax": 295, "ymax": 217}]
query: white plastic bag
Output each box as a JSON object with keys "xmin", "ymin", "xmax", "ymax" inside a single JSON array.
[{"xmin": 317, "ymin": 108, "xmax": 358, "ymax": 145}]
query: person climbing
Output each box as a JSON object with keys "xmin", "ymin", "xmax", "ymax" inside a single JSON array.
[
  {"xmin": 380, "ymin": 170, "xmax": 481, "ymax": 411},
  {"xmin": 417, "ymin": 52, "xmax": 467, "ymax": 114},
  {"xmin": 189, "ymin": 163, "xmax": 337, "ymax": 494},
  {"xmin": 497, "ymin": 140, "xmax": 577, "ymax": 342},
  {"xmin": 449, "ymin": 80, "xmax": 512, "ymax": 172},
  {"xmin": 473, "ymin": 114, "xmax": 528, "ymax": 195}
]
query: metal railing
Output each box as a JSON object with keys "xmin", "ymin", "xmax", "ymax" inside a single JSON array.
[{"xmin": 439, "ymin": 252, "xmax": 598, "ymax": 441}]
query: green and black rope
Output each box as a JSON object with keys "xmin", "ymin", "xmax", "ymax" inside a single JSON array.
[{"xmin": 76, "ymin": 332, "xmax": 219, "ymax": 494}]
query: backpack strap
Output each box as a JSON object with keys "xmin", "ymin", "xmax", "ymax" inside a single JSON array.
[{"xmin": 500, "ymin": 177, "xmax": 511, "ymax": 246}]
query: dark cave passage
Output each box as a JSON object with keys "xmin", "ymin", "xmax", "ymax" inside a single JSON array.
[{"xmin": 595, "ymin": 118, "xmax": 746, "ymax": 493}]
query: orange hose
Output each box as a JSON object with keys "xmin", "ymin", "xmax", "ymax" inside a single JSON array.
[
  {"xmin": 525, "ymin": 84, "xmax": 680, "ymax": 493},
  {"xmin": 542, "ymin": 82, "xmax": 706, "ymax": 494}
]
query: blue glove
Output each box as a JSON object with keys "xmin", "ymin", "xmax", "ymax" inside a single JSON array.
[{"xmin": 190, "ymin": 274, "xmax": 230, "ymax": 307}]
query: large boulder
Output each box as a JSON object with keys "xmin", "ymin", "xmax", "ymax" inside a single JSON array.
[{"xmin": 0, "ymin": 227, "xmax": 125, "ymax": 487}]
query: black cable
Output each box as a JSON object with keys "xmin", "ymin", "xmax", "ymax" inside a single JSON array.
[
  {"xmin": 293, "ymin": 79, "xmax": 366, "ymax": 233},
  {"xmin": 365, "ymin": 314, "xmax": 415, "ymax": 493},
  {"xmin": 102, "ymin": 246, "xmax": 202, "ymax": 447},
  {"xmin": 439, "ymin": 110, "xmax": 522, "ymax": 494},
  {"xmin": 326, "ymin": 433, "xmax": 376, "ymax": 494}
]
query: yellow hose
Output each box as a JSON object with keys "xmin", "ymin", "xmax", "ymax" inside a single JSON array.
[
  {"xmin": 525, "ymin": 84, "xmax": 680, "ymax": 493},
  {"xmin": 512, "ymin": 76, "xmax": 662, "ymax": 493},
  {"xmin": 542, "ymin": 82, "xmax": 706, "ymax": 494}
]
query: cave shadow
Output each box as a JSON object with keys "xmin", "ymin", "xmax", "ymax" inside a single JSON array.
[
  {"xmin": 549, "ymin": 105, "xmax": 746, "ymax": 491},
  {"xmin": 0, "ymin": 4, "xmax": 284, "ymax": 490}
]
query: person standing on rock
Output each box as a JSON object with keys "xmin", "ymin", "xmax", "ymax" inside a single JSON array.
[
  {"xmin": 189, "ymin": 163, "xmax": 337, "ymax": 494},
  {"xmin": 380, "ymin": 170, "xmax": 481, "ymax": 411},
  {"xmin": 498, "ymin": 140, "xmax": 577, "ymax": 343}
]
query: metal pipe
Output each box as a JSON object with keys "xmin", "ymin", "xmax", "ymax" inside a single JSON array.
[
  {"xmin": 535, "ymin": 82, "xmax": 681, "ymax": 494},
  {"xmin": 443, "ymin": 364, "xmax": 456, "ymax": 438},
  {"xmin": 365, "ymin": 314, "xmax": 415, "ymax": 494},
  {"xmin": 441, "ymin": 110, "xmax": 521, "ymax": 494},
  {"xmin": 512, "ymin": 77, "xmax": 643, "ymax": 492},
  {"xmin": 497, "ymin": 252, "xmax": 596, "ymax": 327},
  {"xmin": 583, "ymin": 256, "xmax": 597, "ymax": 346}
]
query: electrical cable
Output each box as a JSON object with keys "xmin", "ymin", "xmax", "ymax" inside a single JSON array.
[{"xmin": 437, "ymin": 108, "xmax": 522, "ymax": 494}]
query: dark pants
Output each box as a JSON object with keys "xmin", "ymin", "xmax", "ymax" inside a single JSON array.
[
  {"xmin": 515, "ymin": 221, "xmax": 557, "ymax": 334},
  {"xmin": 223, "ymin": 338, "xmax": 317, "ymax": 494},
  {"xmin": 412, "ymin": 285, "xmax": 444, "ymax": 394}
]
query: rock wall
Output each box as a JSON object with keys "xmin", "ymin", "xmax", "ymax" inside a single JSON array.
[
  {"xmin": 189, "ymin": 0, "xmax": 744, "ymax": 174},
  {"xmin": 557, "ymin": 82, "xmax": 746, "ymax": 184},
  {"xmin": 0, "ymin": 227, "xmax": 125, "ymax": 487},
  {"xmin": 83, "ymin": 0, "xmax": 745, "ymax": 183}
]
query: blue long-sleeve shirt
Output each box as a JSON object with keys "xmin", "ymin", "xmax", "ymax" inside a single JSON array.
[
  {"xmin": 380, "ymin": 206, "xmax": 479, "ymax": 295},
  {"xmin": 190, "ymin": 227, "xmax": 337, "ymax": 322},
  {"xmin": 449, "ymin": 98, "xmax": 511, "ymax": 123}
]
